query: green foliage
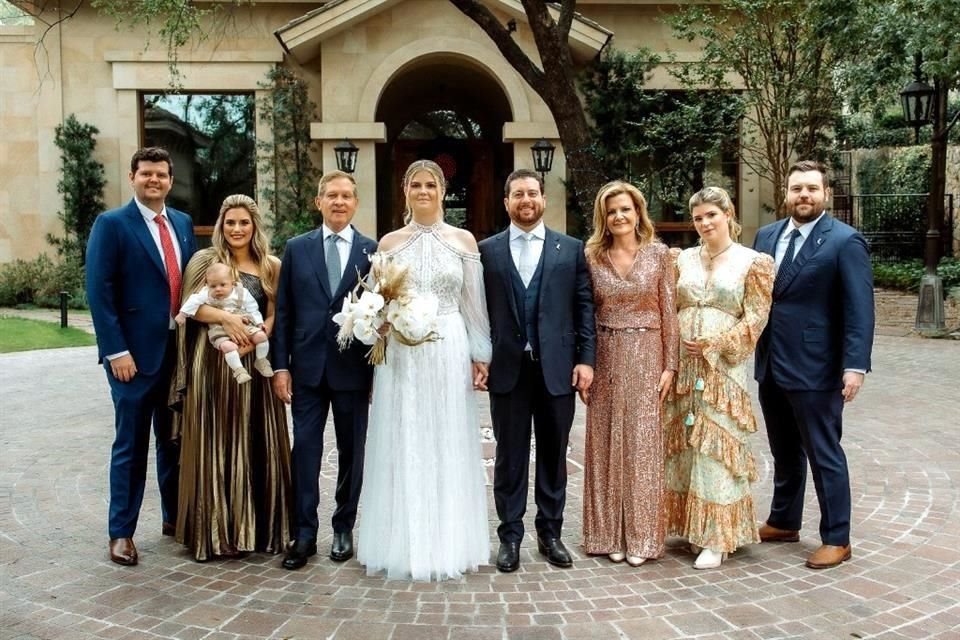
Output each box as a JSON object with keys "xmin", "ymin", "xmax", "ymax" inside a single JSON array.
[
  {"xmin": 580, "ymin": 48, "xmax": 742, "ymax": 219},
  {"xmin": 257, "ymin": 67, "xmax": 320, "ymax": 254},
  {"xmin": 0, "ymin": 317, "xmax": 96, "ymax": 353},
  {"xmin": 857, "ymin": 148, "xmax": 931, "ymax": 195},
  {"xmin": 872, "ymin": 258, "xmax": 960, "ymax": 293},
  {"xmin": 834, "ymin": 0, "xmax": 960, "ymax": 111},
  {"xmin": 48, "ymin": 115, "xmax": 106, "ymax": 267},
  {"xmin": 667, "ymin": 0, "xmax": 847, "ymax": 215},
  {"xmin": 855, "ymin": 148, "xmax": 932, "ymax": 238},
  {"xmin": 0, "ymin": 254, "xmax": 86, "ymax": 309}
]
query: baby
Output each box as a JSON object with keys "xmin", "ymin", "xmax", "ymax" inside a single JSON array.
[{"xmin": 176, "ymin": 262, "xmax": 274, "ymax": 384}]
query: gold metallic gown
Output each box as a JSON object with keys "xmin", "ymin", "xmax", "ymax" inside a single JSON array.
[
  {"xmin": 170, "ymin": 248, "xmax": 293, "ymax": 561},
  {"xmin": 582, "ymin": 243, "xmax": 679, "ymax": 558},
  {"xmin": 663, "ymin": 245, "xmax": 773, "ymax": 553}
]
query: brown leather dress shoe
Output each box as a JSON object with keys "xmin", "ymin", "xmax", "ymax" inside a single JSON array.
[
  {"xmin": 161, "ymin": 522, "xmax": 175, "ymax": 536},
  {"xmin": 759, "ymin": 522, "xmax": 800, "ymax": 542},
  {"xmin": 806, "ymin": 544, "xmax": 851, "ymax": 569},
  {"xmin": 109, "ymin": 538, "xmax": 138, "ymax": 566}
]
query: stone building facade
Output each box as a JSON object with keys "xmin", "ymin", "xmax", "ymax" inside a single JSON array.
[{"xmin": 0, "ymin": 0, "xmax": 772, "ymax": 263}]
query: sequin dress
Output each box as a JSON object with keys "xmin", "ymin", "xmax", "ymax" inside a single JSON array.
[
  {"xmin": 582, "ymin": 242, "xmax": 679, "ymax": 559},
  {"xmin": 664, "ymin": 244, "xmax": 774, "ymax": 553},
  {"xmin": 357, "ymin": 223, "xmax": 492, "ymax": 581},
  {"xmin": 171, "ymin": 249, "xmax": 293, "ymax": 561}
]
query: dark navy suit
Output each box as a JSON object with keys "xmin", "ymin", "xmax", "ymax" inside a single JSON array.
[
  {"xmin": 480, "ymin": 227, "xmax": 596, "ymax": 543},
  {"xmin": 86, "ymin": 199, "xmax": 197, "ymax": 539},
  {"xmin": 272, "ymin": 226, "xmax": 377, "ymax": 542},
  {"xmin": 753, "ymin": 213, "xmax": 874, "ymax": 545}
]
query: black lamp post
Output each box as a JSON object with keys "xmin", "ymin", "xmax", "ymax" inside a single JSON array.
[
  {"xmin": 530, "ymin": 138, "xmax": 555, "ymax": 184},
  {"xmin": 900, "ymin": 53, "xmax": 948, "ymax": 332},
  {"xmin": 900, "ymin": 54, "xmax": 935, "ymax": 144},
  {"xmin": 334, "ymin": 139, "xmax": 358, "ymax": 174}
]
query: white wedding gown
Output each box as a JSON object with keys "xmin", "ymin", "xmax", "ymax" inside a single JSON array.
[{"xmin": 357, "ymin": 222, "xmax": 492, "ymax": 581}]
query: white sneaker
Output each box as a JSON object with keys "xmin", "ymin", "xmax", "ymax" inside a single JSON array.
[{"xmin": 693, "ymin": 548, "xmax": 727, "ymax": 570}]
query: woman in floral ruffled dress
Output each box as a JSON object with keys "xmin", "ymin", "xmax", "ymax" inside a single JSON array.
[{"xmin": 664, "ymin": 187, "xmax": 774, "ymax": 570}]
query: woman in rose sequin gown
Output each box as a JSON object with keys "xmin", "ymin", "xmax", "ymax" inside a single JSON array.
[
  {"xmin": 581, "ymin": 181, "xmax": 679, "ymax": 566},
  {"xmin": 663, "ymin": 187, "xmax": 773, "ymax": 570}
]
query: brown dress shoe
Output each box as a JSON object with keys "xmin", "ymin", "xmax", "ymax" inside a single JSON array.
[
  {"xmin": 759, "ymin": 522, "xmax": 800, "ymax": 542},
  {"xmin": 806, "ymin": 544, "xmax": 851, "ymax": 569},
  {"xmin": 161, "ymin": 522, "xmax": 175, "ymax": 536},
  {"xmin": 109, "ymin": 538, "xmax": 138, "ymax": 566}
]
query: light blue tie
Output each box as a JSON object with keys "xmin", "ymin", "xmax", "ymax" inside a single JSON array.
[
  {"xmin": 326, "ymin": 233, "xmax": 341, "ymax": 294},
  {"xmin": 518, "ymin": 233, "xmax": 536, "ymax": 287}
]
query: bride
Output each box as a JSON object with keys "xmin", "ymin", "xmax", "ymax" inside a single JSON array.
[{"xmin": 357, "ymin": 159, "xmax": 492, "ymax": 580}]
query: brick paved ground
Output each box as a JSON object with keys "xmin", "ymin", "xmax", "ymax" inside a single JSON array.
[{"xmin": 1, "ymin": 321, "xmax": 959, "ymax": 639}]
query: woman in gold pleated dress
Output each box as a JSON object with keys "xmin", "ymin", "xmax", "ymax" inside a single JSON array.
[
  {"xmin": 171, "ymin": 194, "xmax": 293, "ymax": 561},
  {"xmin": 581, "ymin": 181, "xmax": 678, "ymax": 566},
  {"xmin": 663, "ymin": 187, "xmax": 773, "ymax": 570}
]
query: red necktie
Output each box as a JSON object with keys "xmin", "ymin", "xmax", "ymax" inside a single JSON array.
[{"xmin": 154, "ymin": 214, "xmax": 182, "ymax": 316}]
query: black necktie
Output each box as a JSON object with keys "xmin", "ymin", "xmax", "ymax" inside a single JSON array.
[{"xmin": 775, "ymin": 229, "xmax": 800, "ymax": 290}]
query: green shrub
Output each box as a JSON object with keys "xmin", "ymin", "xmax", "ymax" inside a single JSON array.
[
  {"xmin": 872, "ymin": 258, "xmax": 960, "ymax": 295},
  {"xmin": 0, "ymin": 254, "xmax": 87, "ymax": 309}
]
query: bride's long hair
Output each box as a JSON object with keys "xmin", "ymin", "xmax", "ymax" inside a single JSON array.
[{"xmin": 402, "ymin": 159, "xmax": 446, "ymax": 224}]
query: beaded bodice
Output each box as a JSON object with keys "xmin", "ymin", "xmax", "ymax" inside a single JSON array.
[{"xmin": 383, "ymin": 223, "xmax": 480, "ymax": 315}]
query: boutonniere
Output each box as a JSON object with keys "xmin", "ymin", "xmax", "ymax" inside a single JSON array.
[{"xmin": 555, "ymin": 242, "xmax": 561, "ymax": 251}]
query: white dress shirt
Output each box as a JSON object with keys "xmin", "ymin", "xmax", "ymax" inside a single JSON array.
[{"xmin": 508, "ymin": 221, "xmax": 545, "ymax": 277}]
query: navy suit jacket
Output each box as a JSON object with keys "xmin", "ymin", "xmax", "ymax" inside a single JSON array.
[
  {"xmin": 753, "ymin": 213, "xmax": 874, "ymax": 391},
  {"xmin": 271, "ymin": 226, "xmax": 377, "ymax": 391},
  {"xmin": 479, "ymin": 227, "xmax": 596, "ymax": 397},
  {"xmin": 86, "ymin": 199, "xmax": 197, "ymax": 376}
]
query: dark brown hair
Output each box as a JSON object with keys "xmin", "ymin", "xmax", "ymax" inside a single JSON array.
[
  {"xmin": 503, "ymin": 169, "xmax": 544, "ymax": 197},
  {"xmin": 130, "ymin": 147, "xmax": 173, "ymax": 176},
  {"xmin": 787, "ymin": 160, "xmax": 830, "ymax": 188}
]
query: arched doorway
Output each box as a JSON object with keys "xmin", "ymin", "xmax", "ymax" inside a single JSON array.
[{"xmin": 375, "ymin": 57, "xmax": 513, "ymax": 239}]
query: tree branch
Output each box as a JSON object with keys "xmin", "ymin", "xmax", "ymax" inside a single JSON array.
[
  {"xmin": 557, "ymin": 0, "xmax": 575, "ymax": 42},
  {"xmin": 447, "ymin": 0, "xmax": 546, "ymax": 94}
]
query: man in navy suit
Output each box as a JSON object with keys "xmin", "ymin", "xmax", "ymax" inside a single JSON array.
[
  {"xmin": 86, "ymin": 147, "xmax": 197, "ymax": 566},
  {"xmin": 753, "ymin": 160, "xmax": 874, "ymax": 569},
  {"xmin": 480, "ymin": 169, "xmax": 596, "ymax": 572},
  {"xmin": 272, "ymin": 170, "xmax": 377, "ymax": 570}
]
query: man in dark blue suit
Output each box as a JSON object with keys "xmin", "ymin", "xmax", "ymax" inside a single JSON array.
[
  {"xmin": 480, "ymin": 169, "xmax": 596, "ymax": 572},
  {"xmin": 753, "ymin": 160, "xmax": 874, "ymax": 569},
  {"xmin": 271, "ymin": 170, "xmax": 377, "ymax": 570},
  {"xmin": 86, "ymin": 147, "xmax": 197, "ymax": 566}
]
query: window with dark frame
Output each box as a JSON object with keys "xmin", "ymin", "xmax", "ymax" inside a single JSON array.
[{"xmin": 140, "ymin": 92, "xmax": 256, "ymax": 240}]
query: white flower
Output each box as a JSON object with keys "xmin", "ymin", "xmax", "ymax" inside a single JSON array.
[
  {"xmin": 352, "ymin": 316, "xmax": 383, "ymax": 346},
  {"xmin": 394, "ymin": 293, "xmax": 439, "ymax": 342},
  {"xmin": 353, "ymin": 290, "xmax": 385, "ymax": 319}
]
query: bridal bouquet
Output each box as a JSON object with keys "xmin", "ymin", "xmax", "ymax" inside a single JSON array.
[{"xmin": 333, "ymin": 254, "xmax": 441, "ymax": 364}]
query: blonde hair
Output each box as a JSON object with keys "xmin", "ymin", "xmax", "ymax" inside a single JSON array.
[
  {"xmin": 317, "ymin": 170, "xmax": 358, "ymax": 198},
  {"xmin": 402, "ymin": 159, "xmax": 446, "ymax": 224},
  {"xmin": 585, "ymin": 181, "xmax": 656, "ymax": 261},
  {"xmin": 211, "ymin": 194, "xmax": 278, "ymax": 302},
  {"xmin": 688, "ymin": 186, "xmax": 742, "ymax": 241},
  {"xmin": 204, "ymin": 261, "xmax": 232, "ymax": 282}
]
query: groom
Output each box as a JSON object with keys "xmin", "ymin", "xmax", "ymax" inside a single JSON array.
[
  {"xmin": 480, "ymin": 169, "xmax": 596, "ymax": 572},
  {"xmin": 272, "ymin": 170, "xmax": 377, "ymax": 570}
]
